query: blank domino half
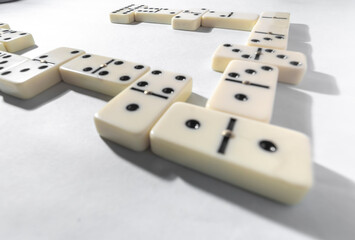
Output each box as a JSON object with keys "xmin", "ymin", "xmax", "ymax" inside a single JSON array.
[
  {"xmin": 248, "ymin": 12, "xmax": 290, "ymax": 49},
  {"xmin": 0, "ymin": 29, "xmax": 35, "ymax": 53},
  {"xmin": 202, "ymin": 10, "xmax": 259, "ymax": 31},
  {"xmin": 206, "ymin": 60, "xmax": 278, "ymax": 122},
  {"xmin": 0, "ymin": 23, "xmax": 10, "ymax": 29},
  {"xmin": 172, "ymin": 8, "xmax": 209, "ymax": 31},
  {"xmin": 110, "ymin": 4, "xmax": 148, "ymax": 24},
  {"xmin": 212, "ymin": 43, "xmax": 307, "ymax": 84},
  {"xmin": 59, "ymin": 54, "xmax": 150, "ymax": 96},
  {"xmin": 94, "ymin": 69, "xmax": 192, "ymax": 151},
  {"xmin": 150, "ymin": 102, "xmax": 313, "ymax": 205},
  {"xmin": 0, "ymin": 47, "xmax": 84, "ymax": 99},
  {"xmin": 135, "ymin": 8, "xmax": 182, "ymax": 24}
]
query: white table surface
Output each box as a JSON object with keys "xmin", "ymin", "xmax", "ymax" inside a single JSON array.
[{"xmin": 1, "ymin": 0, "xmax": 355, "ymax": 239}]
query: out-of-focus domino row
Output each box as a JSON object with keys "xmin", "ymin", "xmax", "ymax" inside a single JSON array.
[
  {"xmin": 110, "ymin": 5, "xmax": 292, "ymax": 50},
  {"xmin": 0, "ymin": 22, "xmax": 35, "ymax": 52},
  {"xmin": 110, "ymin": 4, "xmax": 259, "ymax": 31}
]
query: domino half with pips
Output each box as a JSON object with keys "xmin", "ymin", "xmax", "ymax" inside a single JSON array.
[{"xmin": 206, "ymin": 60, "xmax": 278, "ymax": 122}]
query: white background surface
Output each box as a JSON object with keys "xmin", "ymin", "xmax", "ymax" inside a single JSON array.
[{"xmin": 1, "ymin": 0, "xmax": 355, "ymax": 239}]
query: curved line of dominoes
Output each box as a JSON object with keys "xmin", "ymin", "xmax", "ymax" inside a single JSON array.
[{"xmin": 0, "ymin": 7, "xmax": 312, "ymax": 205}]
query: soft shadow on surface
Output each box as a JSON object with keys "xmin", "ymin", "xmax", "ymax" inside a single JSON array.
[
  {"xmin": 65, "ymin": 83, "xmax": 112, "ymax": 102},
  {"xmin": 186, "ymin": 92, "xmax": 207, "ymax": 107},
  {"xmin": 194, "ymin": 26, "xmax": 213, "ymax": 33},
  {"xmin": 272, "ymin": 84, "xmax": 313, "ymax": 140},
  {"xmin": 0, "ymin": 82, "xmax": 111, "ymax": 110},
  {"xmin": 106, "ymin": 137, "xmax": 355, "ymax": 240},
  {"xmin": 288, "ymin": 24, "xmax": 339, "ymax": 95},
  {"xmin": 14, "ymin": 44, "xmax": 38, "ymax": 55},
  {"xmin": 0, "ymin": 82, "xmax": 69, "ymax": 110}
]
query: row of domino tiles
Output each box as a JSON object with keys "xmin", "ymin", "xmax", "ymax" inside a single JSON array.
[
  {"xmin": 0, "ymin": 22, "xmax": 35, "ymax": 53},
  {"xmin": 0, "ymin": 46, "xmax": 312, "ymax": 205},
  {"xmin": 110, "ymin": 4, "xmax": 259, "ymax": 31},
  {"xmin": 110, "ymin": 5, "xmax": 291, "ymax": 50}
]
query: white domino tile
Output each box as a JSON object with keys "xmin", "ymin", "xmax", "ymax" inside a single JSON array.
[
  {"xmin": 0, "ymin": 29, "xmax": 35, "ymax": 53},
  {"xmin": 60, "ymin": 53, "xmax": 150, "ymax": 96},
  {"xmin": 94, "ymin": 69, "xmax": 192, "ymax": 151},
  {"xmin": 150, "ymin": 102, "xmax": 313, "ymax": 205},
  {"xmin": 206, "ymin": 60, "xmax": 278, "ymax": 122},
  {"xmin": 247, "ymin": 12, "xmax": 290, "ymax": 50},
  {"xmin": 201, "ymin": 10, "xmax": 259, "ymax": 31},
  {"xmin": 135, "ymin": 7, "xmax": 182, "ymax": 24},
  {"xmin": 212, "ymin": 43, "xmax": 307, "ymax": 84},
  {"xmin": 172, "ymin": 8, "xmax": 209, "ymax": 31},
  {"xmin": 0, "ymin": 47, "xmax": 84, "ymax": 99}
]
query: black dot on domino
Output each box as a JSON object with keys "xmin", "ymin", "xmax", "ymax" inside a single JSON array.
[
  {"xmin": 20, "ymin": 68, "xmax": 30, "ymax": 72},
  {"xmin": 235, "ymin": 93, "xmax": 248, "ymax": 101},
  {"xmin": 38, "ymin": 65, "xmax": 48, "ymax": 70},
  {"xmin": 137, "ymin": 81, "xmax": 148, "ymax": 87},
  {"xmin": 265, "ymin": 49, "xmax": 275, "ymax": 53},
  {"xmin": 223, "ymin": 44, "xmax": 232, "ymax": 47},
  {"xmin": 259, "ymin": 140, "xmax": 277, "ymax": 152},
  {"xmin": 1, "ymin": 71, "xmax": 11, "ymax": 76},
  {"xmin": 99, "ymin": 71, "xmax": 109, "ymax": 76},
  {"xmin": 261, "ymin": 66, "xmax": 273, "ymax": 71},
  {"xmin": 3, "ymin": 55, "xmax": 11, "ymax": 59},
  {"xmin": 275, "ymin": 35, "xmax": 284, "ymax": 39},
  {"xmin": 245, "ymin": 69, "xmax": 257, "ymax": 75},
  {"xmin": 263, "ymin": 37, "xmax": 272, "ymax": 41},
  {"xmin": 39, "ymin": 55, "xmax": 48, "ymax": 59},
  {"xmin": 290, "ymin": 61, "xmax": 302, "ymax": 66},
  {"xmin": 277, "ymin": 54, "xmax": 287, "ymax": 59},
  {"xmin": 152, "ymin": 70, "xmax": 162, "ymax": 75},
  {"xmin": 175, "ymin": 16, "xmax": 181, "ymax": 18},
  {"xmin": 82, "ymin": 54, "xmax": 91, "ymax": 58},
  {"xmin": 83, "ymin": 67, "xmax": 92, "ymax": 72},
  {"xmin": 126, "ymin": 103, "xmax": 139, "ymax": 111},
  {"xmin": 0, "ymin": 61, "xmax": 8, "ymax": 64},
  {"xmin": 228, "ymin": 72, "xmax": 239, "ymax": 78},
  {"xmin": 120, "ymin": 75, "xmax": 130, "ymax": 81},
  {"xmin": 175, "ymin": 75, "xmax": 186, "ymax": 81},
  {"xmin": 251, "ymin": 39, "xmax": 260, "ymax": 42},
  {"xmin": 162, "ymin": 87, "xmax": 174, "ymax": 94},
  {"xmin": 232, "ymin": 49, "xmax": 241, "ymax": 53},
  {"xmin": 71, "ymin": 50, "xmax": 79, "ymax": 54},
  {"xmin": 134, "ymin": 65, "xmax": 144, "ymax": 69},
  {"xmin": 185, "ymin": 119, "xmax": 201, "ymax": 129},
  {"xmin": 115, "ymin": 61, "xmax": 124, "ymax": 65},
  {"xmin": 242, "ymin": 54, "xmax": 251, "ymax": 59},
  {"xmin": 0, "ymin": 67, "xmax": 3, "ymax": 70}
]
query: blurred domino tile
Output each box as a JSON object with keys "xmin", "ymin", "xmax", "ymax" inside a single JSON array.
[
  {"xmin": 110, "ymin": 4, "xmax": 259, "ymax": 31},
  {"xmin": 0, "ymin": 26, "xmax": 35, "ymax": 52},
  {"xmin": 247, "ymin": 12, "xmax": 291, "ymax": 49}
]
